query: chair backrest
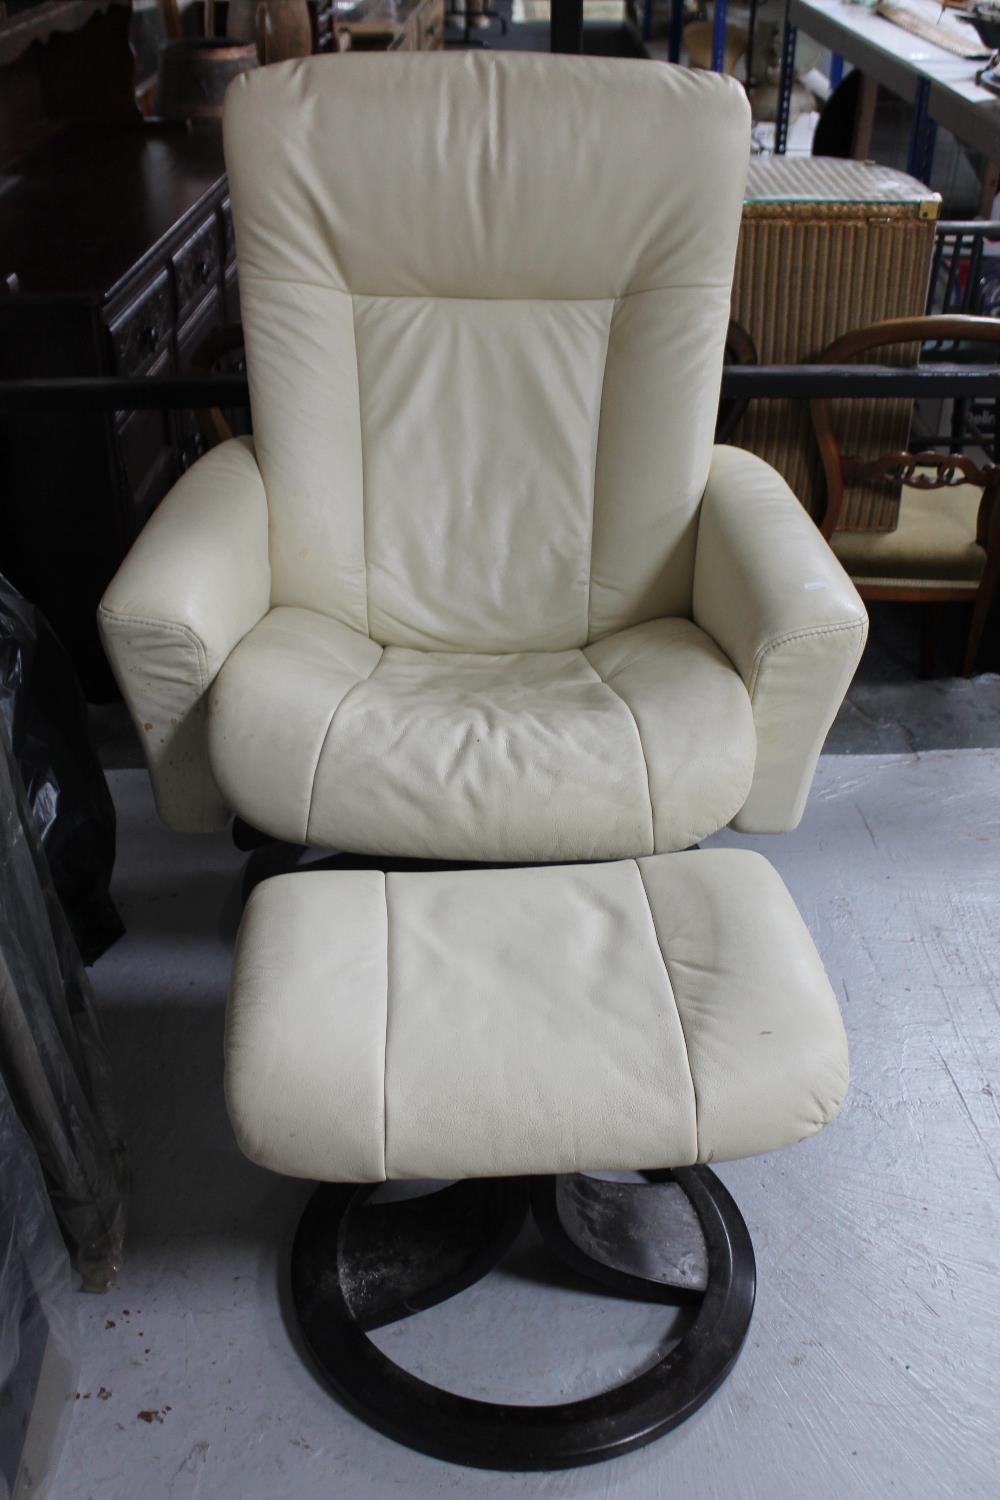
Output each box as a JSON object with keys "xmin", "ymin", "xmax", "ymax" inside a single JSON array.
[
  {"xmin": 811, "ymin": 314, "xmax": 1000, "ymax": 541},
  {"xmin": 224, "ymin": 53, "xmax": 750, "ymax": 652}
]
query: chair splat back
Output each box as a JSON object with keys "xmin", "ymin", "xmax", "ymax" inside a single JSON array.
[{"xmin": 811, "ymin": 313, "xmax": 1000, "ymax": 542}]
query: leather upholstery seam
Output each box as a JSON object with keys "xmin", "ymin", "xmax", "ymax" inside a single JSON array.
[
  {"xmin": 97, "ymin": 608, "xmax": 210, "ymax": 692},
  {"xmin": 589, "ymin": 665, "xmax": 656, "ymax": 854},
  {"xmin": 381, "ymin": 872, "xmax": 390, "ymax": 1181},
  {"xmin": 586, "ymin": 301, "xmax": 617, "ymax": 642},
  {"xmin": 747, "ymin": 619, "xmax": 866, "ymax": 701},
  {"xmin": 634, "ymin": 862, "xmax": 700, "ymax": 1161},
  {"xmin": 303, "ymin": 651, "xmax": 384, "ymax": 843},
  {"xmin": 237, "ymin": 272, "xmax": 732, "ymax": 300},
  {"xmin": 350, "ymin": 295, "xmax": 371, "ymax": 637},
  {"xmin": 98, "ymin": 607, "xmax": 216, "ymax": 828}
]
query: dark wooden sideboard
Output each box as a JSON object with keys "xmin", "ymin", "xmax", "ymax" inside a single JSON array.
[
  {"xmin": 0, "ymin": 2, "xmax": 237, "ymax": 696},
  {"xmin": 1, "ymin": 0, "xmax": 446, "ymax": 697},
  {"xmin": 1, "ymin": 128, "xmax": 234, "ymax": 697}
]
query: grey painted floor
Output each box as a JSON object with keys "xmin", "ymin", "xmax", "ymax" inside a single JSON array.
[
  {"xmin": 826, "ymin": 603, "xmax": 1000, "ymax": 754},
  {"xmin": 54, "ymin": 752, "xmax": 1000, "ymax": 1500}
]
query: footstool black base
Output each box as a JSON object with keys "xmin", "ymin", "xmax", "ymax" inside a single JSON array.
[{"xmin": 289, "ymin": 1167, "xmax": 755, "ymax": 1471}]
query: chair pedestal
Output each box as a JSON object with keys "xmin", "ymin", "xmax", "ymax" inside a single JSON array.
[{"xmin": 289, "ymin": 1169, "xmax": 756, "ymax": 1471}]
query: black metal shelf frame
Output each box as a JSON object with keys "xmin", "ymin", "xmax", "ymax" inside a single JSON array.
[{"xmin": 0, "ymin": 364, "xmax": 997, "ymax": 414}]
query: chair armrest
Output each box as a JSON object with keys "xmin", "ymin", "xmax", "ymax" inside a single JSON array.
[
  {"xmin": 98, "ymin": 437, "xmax": 270, "ymax": 832},
  {"xmin": 693, "ymin": 445, "xmax": 868, "ymax": 833}
]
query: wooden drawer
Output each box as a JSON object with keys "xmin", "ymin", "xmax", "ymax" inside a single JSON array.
[
  {"xmin": 107, "ymin": 269, "xmax": 172, "ymax": 375},
  {"xmin": 173, "ymin": 217, "xmax": 221, "ymax": 327},
  {"xmin": 177, "ymin": 289, "xmax": 223, "ymax": 372},
  {"xmin": 343, "ymin": 21, "xmax": 397, "ymax": 48}
]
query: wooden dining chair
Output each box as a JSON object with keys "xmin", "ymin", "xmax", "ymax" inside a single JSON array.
[
  {"xmin": 716, "ymin": 318, "xmax": 758, "ymax": 443},
  {"xmin": 811, "ymin": 315, "xmax": 1000, "ymax": 677}
]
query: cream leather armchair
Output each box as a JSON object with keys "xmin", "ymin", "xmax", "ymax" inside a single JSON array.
[{"xmin": 100, "ymin": 53, "xmax": 867, "ymax": 862}]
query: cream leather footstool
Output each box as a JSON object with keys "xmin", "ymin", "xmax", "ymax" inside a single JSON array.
[{"xmin": 225, "ymin": 849, "xmax": 848, "ymax": 1471}]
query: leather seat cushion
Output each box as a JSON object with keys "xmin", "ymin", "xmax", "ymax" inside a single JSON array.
[
  {"xmin": 208, "ymin": 608, "xmax": 756, "ymax": 860},
  {"xmin": 832, "ymin": 484, "xmax": 986, "ymax": 587},
  {"xmin": 225, "ymin": 850, "xmax": 849, "ymax": 1180}
]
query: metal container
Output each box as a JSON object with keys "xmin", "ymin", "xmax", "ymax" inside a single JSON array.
[{"xmin": 155, "ymin": 37, "xmax": 259, "ymax": 123}]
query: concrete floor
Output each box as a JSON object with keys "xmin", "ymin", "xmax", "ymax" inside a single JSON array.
[
  {"xmin": 52, "ymin": 749, "xmax": 1000, "ymax": 1500},
  {"xmin": 826, "ymin": 603, "xmax": 1000, "ymax": 754}
]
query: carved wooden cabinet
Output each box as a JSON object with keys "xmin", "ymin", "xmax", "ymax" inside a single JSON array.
[
  {"xmin": 0, "ymin": 126, "xmax": 232, "ymax": 697},
  {"xmin": 0, "ymin": 3, "xmax": 233, "ymax": 696},
  {"xmin": 0, "ymin": 0, "xmax": 442, "ymax": 697}
]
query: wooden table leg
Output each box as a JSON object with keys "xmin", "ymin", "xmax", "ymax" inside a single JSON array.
[{"xmin": 851, "ymin": 74, "xmax": 878, "ymax": 160}]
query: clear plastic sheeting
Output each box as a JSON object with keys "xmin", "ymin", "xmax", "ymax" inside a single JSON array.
[
  {"xmin": 0, "ymin": 575, "xmax": 123, "ymax": 966},
  {"xmin": 0, "ymin": 1077, "xmax": 79, "ymax": 1500},
  {"xmin": 0, "ymin": 718, "xmax": 128, "ymax": 1293}
]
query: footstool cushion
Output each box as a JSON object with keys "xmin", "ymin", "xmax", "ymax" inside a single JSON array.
[{"xmin": 225, "ymin": 850, "xmax": 848, "ymax": 1181}]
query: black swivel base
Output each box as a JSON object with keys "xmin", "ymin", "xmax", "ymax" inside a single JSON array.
[{"xmin": 289, "ymin": 1167, "xmax": 756, "ymax": 1471}]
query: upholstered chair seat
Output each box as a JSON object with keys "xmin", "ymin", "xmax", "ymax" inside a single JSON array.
[
  {"xmin": 830, "ymin": 483, "xmax": 986, "ymax": 589},
  {"xmin": 209, "ymin": 607, "xmax": 756, "ymax": 858},
  {"xmin": 99, "ymin": 54, "xmax": 868, "ymax": 861}
]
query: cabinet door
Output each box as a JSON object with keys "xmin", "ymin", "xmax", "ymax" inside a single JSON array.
[
  {"xmin": 174, "ymin": 290, "xmax": 226, "ymax": 469},
  {"xmin": 173, "ymin": 217, "xmax": 223, "ymax": 329},
  {"xmin": 116, "ymin": 350, "xmax": 179, "ymax": 539}
]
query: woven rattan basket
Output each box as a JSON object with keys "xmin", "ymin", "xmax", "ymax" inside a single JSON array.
[{"xmin": 732, "ymin": 158, "xmax": 940, "ymax": 531}]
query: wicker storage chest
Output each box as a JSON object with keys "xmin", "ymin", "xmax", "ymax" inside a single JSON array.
[{"xmin": 732, "ymin": 158, "xmax": 941, "ymax": 530}]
